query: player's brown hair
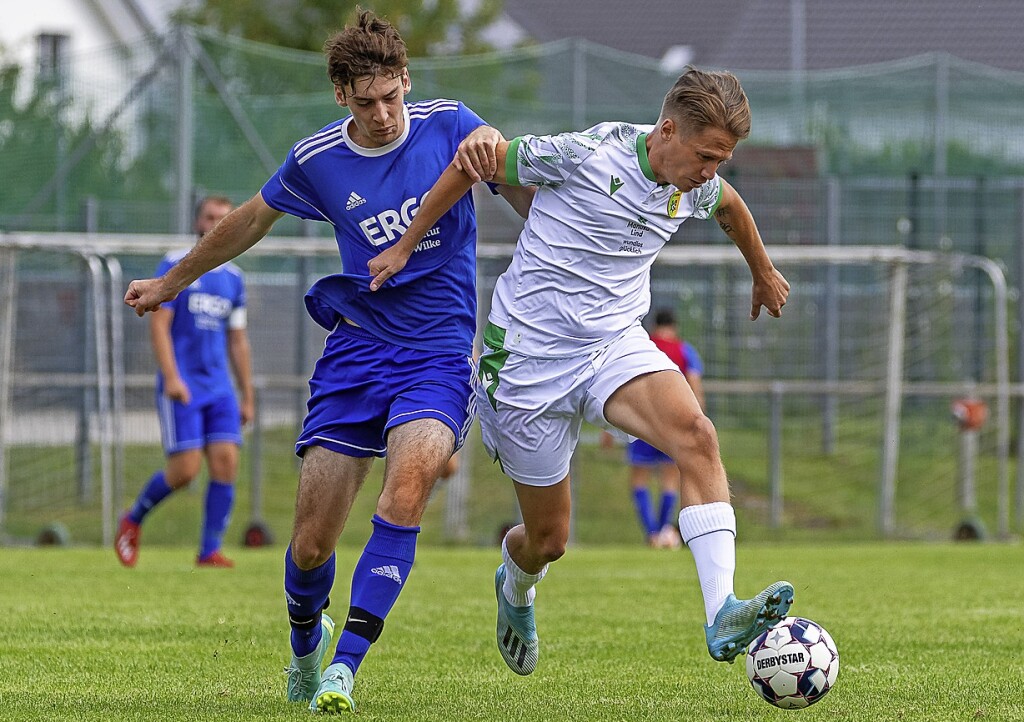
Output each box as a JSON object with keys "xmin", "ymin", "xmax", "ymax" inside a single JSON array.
[
  {"xmin": 661, "ymin": 67, "xmax": 751, "ymax": 140},
  {"xmin": 324, "ymin": 8, "xmax": 408, "ymax": 95}
]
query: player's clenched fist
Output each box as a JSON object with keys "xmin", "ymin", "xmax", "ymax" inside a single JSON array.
[
  {"xmin": 750, "ymin": 267, "xmax": 790, "ymax": 320},
  {"xmin": 453, "ymin": 125, "xmax": 503, "ymax": 182},
  {"xmin": 124, "ymin": 277, "xmax": 177, "ymax": 316}
]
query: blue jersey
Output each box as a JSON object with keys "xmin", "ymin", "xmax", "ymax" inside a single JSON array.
[
  {"xmin": 682, "ymin": 341, "xmax": 703, "ymax": 376},
  {"xmin": 260, "ymin": 99, "xmax": 487, "ymax": 355},
  {"xmin": 157, "ymin": 251, "xmax": 246, "ymax": 404}
]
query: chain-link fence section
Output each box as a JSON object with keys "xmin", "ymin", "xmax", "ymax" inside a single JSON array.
[{"xmin": 0, "ymin": 232, "xmax": 1016, "ymax": 546}]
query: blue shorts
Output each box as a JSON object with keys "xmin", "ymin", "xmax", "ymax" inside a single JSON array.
[
  {"xmin": 296, "ymin": 322, "xmax": 476, "ymax": 458},
  {"xmin": 157, "ymin": 392, "xmax": 242, "ymax": 455},
  {"xmin": 626, "ymin": 438, "xmax": 672, "ymax": 466}
]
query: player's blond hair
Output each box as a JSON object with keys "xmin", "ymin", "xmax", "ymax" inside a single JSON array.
[
  {"xmin": 324, "ymin": 8, "xmax": 408, "ymax": 95},
  {"xmin": 661, "ymin": 68, "xmax": 751, "ymax": 139}
]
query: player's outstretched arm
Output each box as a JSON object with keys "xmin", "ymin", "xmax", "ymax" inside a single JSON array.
[
  {"xmin": 367, "ymin": 164, "xmax": 474, "ymax": 290},
  {"xmin": 715, "ymin": 179, "xmax": 790, "ymax": 319},
  {"xmin": 368, "ymin": 140, "xmax": 514, "ymax": 291},
  {"xmin": 124, "ymin": 194, "xmax": 283, "ymax": 316}
]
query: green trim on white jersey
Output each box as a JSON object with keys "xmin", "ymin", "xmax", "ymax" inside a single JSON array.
[
  {"xmin": 505, "ymin": 137, "xmax": 523, "ymax": 186},
  {"xmin": 708, "ymin": 182, "xmax": 723, "ymax": 216},
  {"xmin": 635, "ymin": 132, "xmax": 657, "ymax": 183}
]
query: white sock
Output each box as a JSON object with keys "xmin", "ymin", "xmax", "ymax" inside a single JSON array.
[
  {"xmin": 678, "ymin": 502, "xmax": 737, "ymax": 626},
  {"xmin": 501, "ymin": 536, "xmax": 548, "ymax": 607}
]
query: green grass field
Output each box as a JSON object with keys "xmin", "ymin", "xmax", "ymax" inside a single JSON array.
[{"xmin": 3, "ymin": 542, "xmax": 1022, "ymax": 721}]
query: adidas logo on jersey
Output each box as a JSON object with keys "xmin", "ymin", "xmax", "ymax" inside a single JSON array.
[
  {"xmin": 346, "ymin": 191, "xmax": 366, "ymax": 210},
  {"xmin": 370, "ymin": 565, "xmax": 403, "ymax": 584}
]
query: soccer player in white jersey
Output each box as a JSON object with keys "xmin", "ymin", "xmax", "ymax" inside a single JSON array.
[
  {"xmin": 115, "ymin": 195, "xmax": 253, "ymax": 569},
  {"xmin": 124, "ymin": 9, "xmax": 532, "ymax": 714},
  {"xmin": 371, "ymin": 68, "xmax": 794, "ymax": 675}
]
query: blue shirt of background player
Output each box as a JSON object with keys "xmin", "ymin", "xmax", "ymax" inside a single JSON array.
[
  {"xmin": 681, "ymin": 341, "xmax": 703, "ymax": 376},
  {"xmin": 156, "ymin": 250, "xmax": 246, "ymax": 405},
  {"xmin": 260, "ymin": 100, "xmax": 485, "ymax": 356}
]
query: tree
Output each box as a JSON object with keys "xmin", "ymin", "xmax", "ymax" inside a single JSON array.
[
  {"xmin": 185, "ymin": 0, "xmax": 504, "ymax": 56},
  {"xmin": 0, "ymin": 58, "xmax": 136, "ymax": 230}
]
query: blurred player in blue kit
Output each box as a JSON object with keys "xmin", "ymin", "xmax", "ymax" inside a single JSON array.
[
  {"xmin": 115, "ymin": 195, "xmax": 254, "ymax": 569},
  {"xmin": 124, "ymin": 9, "xmax": 532, "ymax": 715}
]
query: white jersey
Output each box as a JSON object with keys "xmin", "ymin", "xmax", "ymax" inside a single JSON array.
[{"xmin": 491, "ymin": 122, "xmax": 721, "ymax": 359}]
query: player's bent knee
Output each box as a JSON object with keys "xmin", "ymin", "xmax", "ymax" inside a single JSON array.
[
  {"xmin": 207, "ymin": 461, "xmax": 238, "ymax": 481},
  {"xmin": 376, "ymin": 495, "xmax": 428, "ymax": 528},
  {"xmin": 681, "ymin": 413, "xmax": 721, "ymax": 459},
  {"xmin": 165, "ymin": 471, "xmax": 197, "ymax": 489},
  {"xmin": 528, "ymin": 530, "xmax": 568, "ymax": 563},
  {"xmin": 290, "ymin": 534, "xmax": 336, "ymax": 569},
  {"xmin": 539, "ymin": 541, "xmax": 567, "ymax": 564}
]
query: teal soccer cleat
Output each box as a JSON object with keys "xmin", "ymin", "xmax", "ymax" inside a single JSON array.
[
  {"xmin": 310, "ymin": 662, "xmax": 356, "ymax": 714},
  {"xmin": 285, "ymin": 613, "xmax": 335, "ymax": 703},
  {"xmin": 705, "ymin": 581, "xmax": 794, "ymax": 663},
  {"xmin": 494, "ymin": 564, "xmax": 539, "ymax": 675}
]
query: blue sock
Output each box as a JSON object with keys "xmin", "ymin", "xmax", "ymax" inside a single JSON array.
[
  {"xmin": 332, "ymin": 515, "xmax": 419, "ymax": 674},
  {"xmin": 657, "ymin": 491, "xmax": 679, "ymax": 530},
  {"xmin": 128, "ymin": 471, "xmax": 173, "ymax": 524},
  {"xmin": 285, "ymin": 547, "xmax": 336, "ymax": 658},
  {"xmin": 199, "ymin": 480, "xmax": 234, "ymax": 559},
  {"xmin": 632, "ymin": 487, "xmax": 657, "ymax": 536}
]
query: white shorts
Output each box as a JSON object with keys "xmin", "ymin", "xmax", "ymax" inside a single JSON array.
[{"xmin": 476, "ymin": 321, "xmax": 679, "ymax": 486}]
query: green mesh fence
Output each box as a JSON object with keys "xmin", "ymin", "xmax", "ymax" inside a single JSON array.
[{"xmin": 3, "ymin": 27, "xmax": 1024, "ymax": 236}]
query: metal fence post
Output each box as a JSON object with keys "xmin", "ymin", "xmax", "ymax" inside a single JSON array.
[
  {"xmin": 0, "ymin": 249, "xmax": 17, "ymax": 538},
  {"xmin": 568, "ymin": 453, "xmax": 578, "ymax": 546},
  {"xmin": 78, "ymin": 260, "xmax": 96, "ymax": 504},
  {"xmin": 104, "ymin": 256, "xmax": 126, "ymax": 519},
  {"xmin": 297, "ymin": 225, "xmax": 314, "ymax": 431},
  {"xmin": 821, "ymin": 177, "xmax": 840, "ymax": 454},
  {"xmin": 86, "ymin": 256, "xmax": 114, "ymax": 546},
  {"xmin": 572, "ymin": 38, "xmax": 587, "ymax": 131},
  {"xmin": 769, "ymin": 382, "xmax": 784, "ymax": 528},
  {"xmin": 1017, "ymin": 184, "xmax": 1024, "ymax": 531},
  {"xmin": 175, "ymin": 24, "xmax": 195, "ymax": 235},
  {"xmin": 879, "ymin": 261, "xmax": 908, "ymax": 537},
  {"xmin": 444, "ymin": 449, "xmax": 470, "ymax": 542}
]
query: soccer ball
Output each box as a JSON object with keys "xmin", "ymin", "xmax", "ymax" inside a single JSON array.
[{"xmin": 745, "ymin": 616, "xmax": 839, "ymax": 709}]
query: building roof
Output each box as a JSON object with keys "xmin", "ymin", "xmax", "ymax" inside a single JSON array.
[
  {"xmin": 502, "ymin": 0, "xmax": 750, "ymax": 68},
  {"xmin": 502, "ymin": 0, "xmax": 1024, "ymax": 73}
]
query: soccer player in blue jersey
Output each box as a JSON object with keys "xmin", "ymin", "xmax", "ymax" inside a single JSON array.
[
  {"xmin": 115, "ymin": 195, "xmax": 254, "ymax": 569},
  {"xmin": 124, "ymin": 9, "xmax": 532, "ymax": 715}
]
